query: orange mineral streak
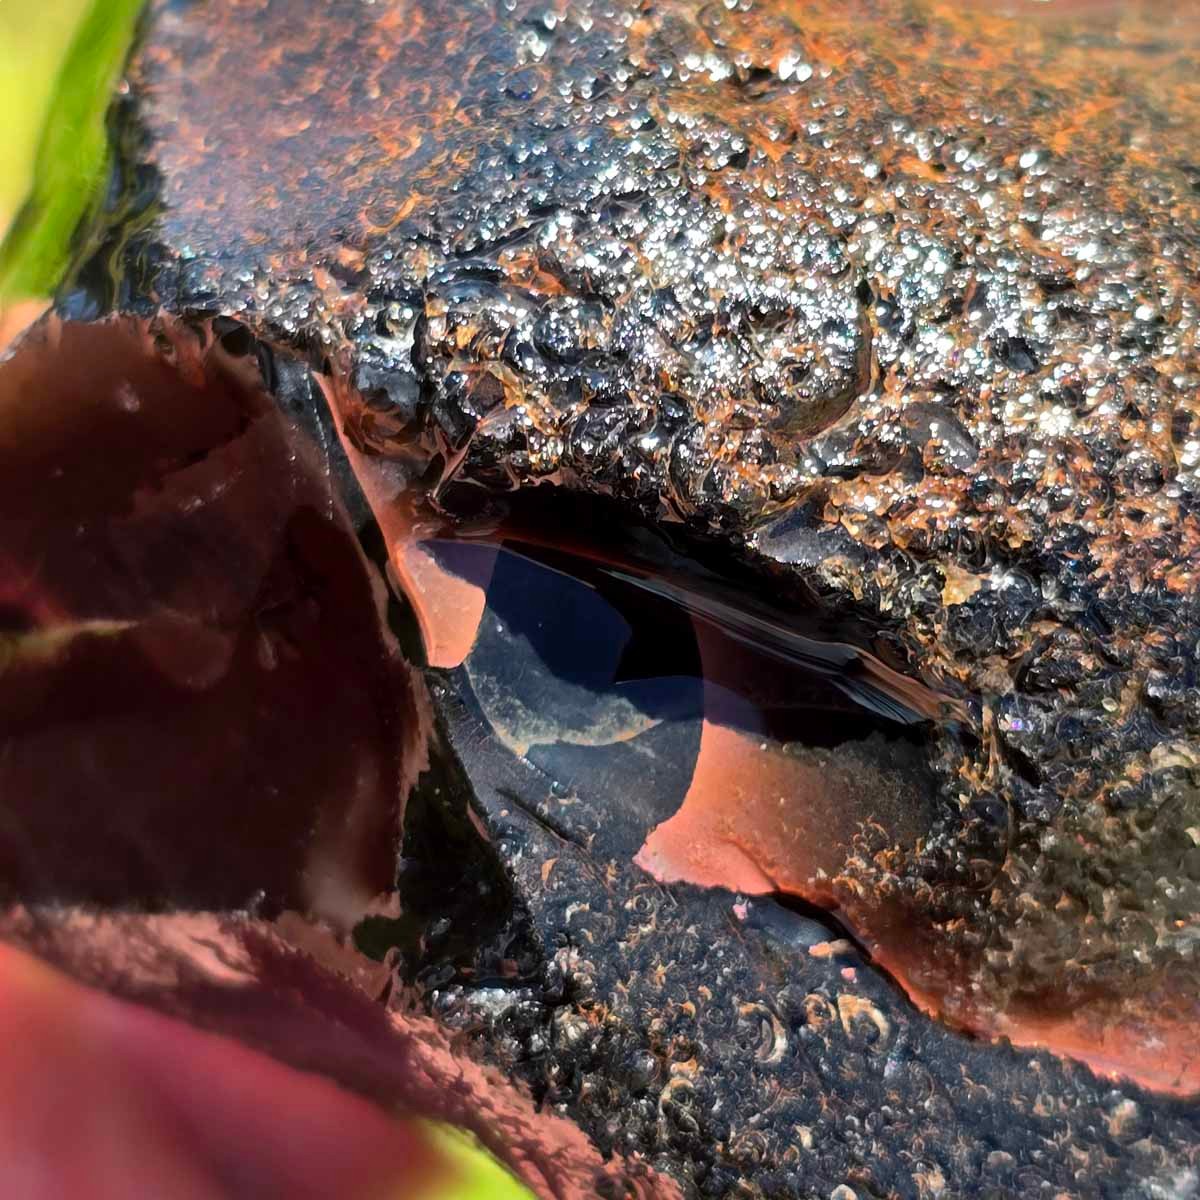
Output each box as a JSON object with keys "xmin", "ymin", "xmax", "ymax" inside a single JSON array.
[
  {"xmin": 397, "ymin": 523, "xmax": 493, "ymax": 669},
  {"xmin": 639, "ymin": 717, "xmax": 1200, "ymax": 1097},
  {"xmin": 642, "ymin": 794, "xmax": 1200, "ymax": 1095},
  {"xmin": 634, "ymin": 622, "xmax": 1200, "ymax": 1096},
  {"xmin": 994, "ymin": 998, "xmax": 1200, "ymax": 1099},
  {"xmin": 318, "ymin": 374, "xmax": 491, "ymax": 669},
  {"xmin": 634, "ymin": 720, "xmax": 835, "ymax": 899},
  {"xmin": 635, "ymin": 614, "xmax": 931, "ymax": 904},
  {"xmin": 852, "ymin": 904, "xmax": 1200, "ymax": 1098}
]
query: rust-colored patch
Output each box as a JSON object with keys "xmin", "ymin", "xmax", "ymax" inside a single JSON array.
[
  {"xmin": 318, "ymin": 372, "xmax": 491, "ymax": 669},
  {"xmin": 635, "ymin": 721, "xmax": 908, "ymax": 904},
  {"xmin": 0, "ymin": 299, "xmax": 46, "ymax": 355}
]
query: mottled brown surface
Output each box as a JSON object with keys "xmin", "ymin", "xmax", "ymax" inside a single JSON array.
[{"xmin": 32, "ymin": 0, "xmax": 1200, "ymax": 1192}]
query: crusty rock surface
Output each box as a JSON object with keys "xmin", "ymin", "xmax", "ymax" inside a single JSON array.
[{"xmin": 45, "ymin": 0, "xmax": 1200, "ymax": 1190}]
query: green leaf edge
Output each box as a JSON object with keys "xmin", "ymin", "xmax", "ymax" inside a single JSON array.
[
  {"xmin": 421, "ymin": 1121, "xmax": 537, "ymax": 1200},
  {"xmin": 0, "ymin": 0, "xmax": 144, "ymax": 301}
]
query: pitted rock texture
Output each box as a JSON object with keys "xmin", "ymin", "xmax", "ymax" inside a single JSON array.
[
  {"xmin": 77, "ymin": 0, "xmax": 1200, "ymax": 1103},
  {"xmin": 422, "ymin": 675, "xmax": 1200, "ymax": 1200}
]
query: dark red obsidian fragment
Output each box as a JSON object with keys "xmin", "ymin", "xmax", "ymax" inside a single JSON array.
[
  {"xmin": 0, "ymin": 316, "xmax": 421, "ymax": 923},
  {"xmin": 0, "ymin": 316, "xmax": 678, "ymax": 1198},
  {"xmin": 0, "ymin": 912, "xmax": 678, "ymax": 1200},
  {"xmin": 0, "ymin": 940, "xmax": 448, "ymax": 1200}
]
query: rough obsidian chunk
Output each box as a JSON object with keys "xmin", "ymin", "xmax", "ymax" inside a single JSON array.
[{"xmin": 37, "ymin": 0, "xmax": 1200, "ymax": 1190}]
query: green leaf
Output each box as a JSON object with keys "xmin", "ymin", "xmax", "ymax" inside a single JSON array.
[
  {"xmin": 421, "ymin": 1122, "xmax": 536, "ymax": 1200},
  {"xmin": 0, "ymin": 0, "xmax": 144, "ymax": 302}
]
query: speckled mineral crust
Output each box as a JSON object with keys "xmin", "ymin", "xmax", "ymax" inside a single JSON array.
[{"xmin": 39, "ymin": 0, "xmax": 1200, "ymax": 1191}]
